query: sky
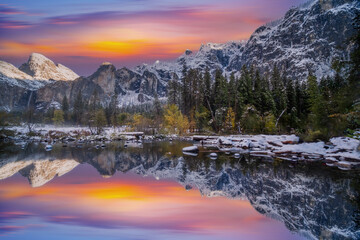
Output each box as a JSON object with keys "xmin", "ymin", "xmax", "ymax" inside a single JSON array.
[
  {"xmin": 0, "ymin": 163, "xmax": 305, "ymax": 240},
  {"xmin": 0, "ymin": 0, "xmax": 308, "ymax": 75}
]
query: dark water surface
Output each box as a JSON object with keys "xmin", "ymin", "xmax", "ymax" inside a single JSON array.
[{"xmin": 0, "ymin": 140, "xmax": 359, "ymax": 240}]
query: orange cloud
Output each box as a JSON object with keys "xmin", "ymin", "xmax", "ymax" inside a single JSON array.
[{"xmin": 0, "ymin": 41, "xmax": 59, "ymax": 56}]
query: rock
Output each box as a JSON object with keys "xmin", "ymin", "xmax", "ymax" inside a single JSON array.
[
  {"xmin": 183, "ymin": 152, "xmax": 198, "ymax": 157},
  {"xmin": 185, "ymin": 49, "xmax": 193, "ymax": 55},
  {"xmin": 19, "ymin": 53, "xmax": 78, "ymax": 81},
  {"xmin": 45, "ymin": 144, "xmax": 52, "ymax": 151},
  {"xmin": 182, "ymin": 146, "xmax": 199, "ymax": 153}
]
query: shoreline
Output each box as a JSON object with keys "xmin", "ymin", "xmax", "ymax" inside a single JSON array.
[{"xmin": 1, "ymin": 124, "xmax": 360, "ymax": 171}]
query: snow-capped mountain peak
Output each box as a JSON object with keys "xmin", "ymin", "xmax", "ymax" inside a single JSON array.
[
  {"xmin": 19, "ymin": 53, "xmax": 79, "ymax": 81},
  {"xmin": 134, "ymin": 0, "xmax": 359, "ymax": 82}
]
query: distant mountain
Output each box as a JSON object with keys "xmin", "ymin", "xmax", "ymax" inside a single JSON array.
[
  {"xmin": 19, "ymin": 53, "xmax": 79, "ymax": 81},
  {"xmin": 34, "ymin": 62, "xmax": 167, "ymax": 111},
  {"xmin": 0, "ymin": 53, "xmax": 79, "ymax": 111},
  {"xmin": 138, "ymin": 0, "xmax": 359, "ymax": 81},
  {"xmin": 135, "ymin": 41, "xmax": 246, "ymax": 80},
  {"xmin": 0, "ymin": 0, "xmax": 359, "ymax": 111}
]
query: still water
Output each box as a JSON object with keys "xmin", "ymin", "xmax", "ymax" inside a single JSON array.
[{"xmin": 0, "ymin": 140, "xmax": 359, "ymax": 240}]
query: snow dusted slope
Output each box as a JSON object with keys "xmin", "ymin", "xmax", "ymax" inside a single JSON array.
[
  {"xmin": 234, "ymin": 0, "xmax": 360, "ymax": 81},
  {"xmin": 0, "ymin": 53, "xmax": 80, "ymax": 111},
  {"xmin": 0, "ymin": 61, "xmax": 33, "ymax": 80},
  {"xmin": 56, "ymin": 63, "xmax": 80, "ymax": 80},
  {"xmin": 19, "ymin": 159, "xmax": 79, "ymax": 187},
  {"xmin": 0, "ymin": 61, "xmax": 48, "ymax": 111},
  {"xmin": 135, "ymin": 41, "xmax": 246, "ymax": 80},
  {"xmin": 135, "ymin": 0, "xmax": 359, "ymax": 82},
  {"xmin": 19, "ymin": 53, "xmax": 79, "ymax": 81}
]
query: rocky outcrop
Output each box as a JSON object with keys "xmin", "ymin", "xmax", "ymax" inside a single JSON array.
[
  {"xmin": 19, "ymin": 53, "xmax": 79, "ymax": 81},
  {"xmin": 33, "ymin": 62, "xmax": 167, "ymax": 110},
  {"xmin": 233, "ymin": 0, "xmax": 360, "ymax": 80},
  {"xmin": 0, "ymin": 82, "xmax": 36, "ymax": 111},
  {"xmin": 0, "ymin": 61, "xmax": 33, "ymax": 80}
]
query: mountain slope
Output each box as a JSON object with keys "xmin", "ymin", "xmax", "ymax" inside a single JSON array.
[
  {"xmin": 234, "ymin": 0, "xmax": 360, "ymax": 80},
  {"xmin": 0, "ymin": 0, "xmax": 359, "ymax": 111},
  {"xmin": 135, "ymin": 41, "xmax": 246, "ymax": 80},
  {"xmin": 137, "ymin": 0, "xmax": 360, "ymax": 81},
  {"xmin": 19, "ymin": 53, "xmax": 79, "ymax": 81},
  {"xmin": 0, "ymin": 61, "xmax": 33, "ymax": 80},
  {"xmin": 34, "ymin": 62, "xmax": 167, "ymax": 110}
]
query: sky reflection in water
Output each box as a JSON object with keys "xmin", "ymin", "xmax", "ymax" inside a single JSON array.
[{"xmin": 0, "ymin": 160, "xmax": 304, "ymax": 240}]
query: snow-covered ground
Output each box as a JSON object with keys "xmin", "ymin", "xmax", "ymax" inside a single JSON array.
[
  {"xmin": 192, "ymin": 134, "xmax": 360, "ymax": 170},
  {"xmin": 2, "ymin": 125, "xmax": 360, "ymax": 170},
  {"xmin": 3, "ymin": 124, "xmax": 146, "ymax": 141}
]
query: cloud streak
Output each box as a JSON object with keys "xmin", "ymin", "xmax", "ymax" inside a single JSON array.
[{"xmin": 0, "ymin": 0, "xmax": 309, "ymax": 75}]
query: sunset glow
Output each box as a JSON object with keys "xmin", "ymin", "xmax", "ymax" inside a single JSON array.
[
  {"xmin": 0, "ymin": 0, "xmax": 308, "ymax": 75},
  {"xmin": 0, "ymin": 165, "xmax": 301, "ymax": 240}
]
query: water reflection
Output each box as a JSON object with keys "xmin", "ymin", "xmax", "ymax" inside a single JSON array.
[{"xmin": 0, "ymin": 141, "xmax": 359, "ymax": 239}]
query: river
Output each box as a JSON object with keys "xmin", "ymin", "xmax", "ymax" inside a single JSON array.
[{"xmin": 0, "ymin": 140, "xmax": 359, "ymax": 239}]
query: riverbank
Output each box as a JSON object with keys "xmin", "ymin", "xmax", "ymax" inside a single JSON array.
[
  {"xmin": 191, "ymin": 134, "xmax": 360, "ymax": 170},
  {"xmin": 1, "ymin": 124, "xmax": 360, "ymax": 170}
]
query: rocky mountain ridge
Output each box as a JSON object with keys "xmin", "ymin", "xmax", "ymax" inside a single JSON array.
[
  {"xmin": 0, "ymin": 0, "xmax": 359, "ymax": 111},
  {"xmin": 137, "ymin": 0, "xmax": 359, "ymax": 81}
]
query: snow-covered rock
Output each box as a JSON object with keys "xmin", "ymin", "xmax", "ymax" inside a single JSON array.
[
  {"xmin": 182, "ymin": 146, "xmax": 199, "ymax": 153},
  {"xmin": 205, "ymin": 134, "xmax": 360, "ymax": 166},
  {"xmin": 19, "ymin": 53, "xmax": 79, "ymax": 81},
  {"xmin": 0, "ymin": 60, "xmax": 33, "ymax": 80}
]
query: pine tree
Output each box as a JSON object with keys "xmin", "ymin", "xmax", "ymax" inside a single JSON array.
[
  {"xmin": 307, "ymin": 73, "xmax": 328, "ymax": 133},
  {"xmin": 203, "ymin": 68, "xmax": 212, "ymax": 111},
  {"xmin": 181, "ymin": 64, "xmax": 189, "ymax": 114},
  {"xmin": 286, "ymin": 81, "xmax": 298, "ymax": 128},
  {"xmin": 271, "ymin": 65, "xmax": 286, "ymax": 112},
  {"xmin": 253, "ymin": 70, "xmax": 263, "ymax": 113},
  {"xmin": 228, "ymin": 73, "xmax": 237, "ymax": 108},
  {"xmin": 73, "ymin": 90, "xmax": 84, "ymax": 125},
  {"xmin": 168, "ymin": 79, "xmax": 178, "ymax": 106},
  {"xmin": 349, "ymin": 12, "xmax": 360, "ymax": 102},
  {"xmin": 153, "ymin": 93, "xmax": 162, "ymax": 116},
  {"xmin": 213, "ymin": 69, "xmax": 228, "ymax": 109},
  {"xmin": 195, "ymin": 105, "xmax": 210, "ymax": 132}
]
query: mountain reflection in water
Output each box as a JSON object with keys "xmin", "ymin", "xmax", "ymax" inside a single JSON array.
[{"xmin": 0, "ymin": 141, "xmax": 359, "ymax": 240}]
